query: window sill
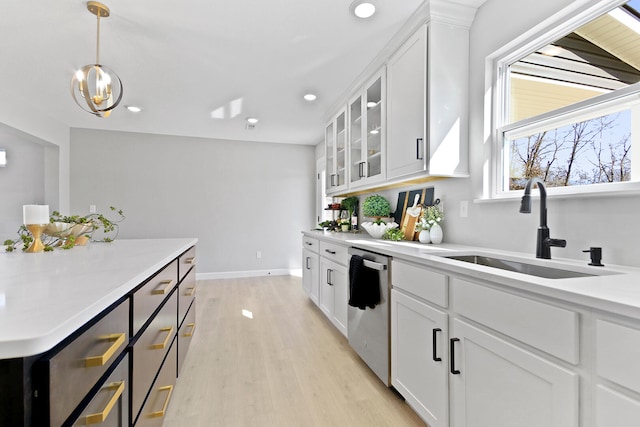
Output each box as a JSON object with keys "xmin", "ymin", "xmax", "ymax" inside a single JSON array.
[{"xmin": 476, "ymin": 181, "xmax": 640, "ymax": 204}]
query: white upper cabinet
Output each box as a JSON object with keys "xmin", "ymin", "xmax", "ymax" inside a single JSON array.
[
  {"xmin": 387, "ymin": 21, "xmax": 469, "ymax": 181},
  {"xmin": 326, "ymin": 109, "xmax": 348, "ymax": 194},
  {"xmin": 349, "ymin": 69, "xmax": 386, "ymax": 189}
]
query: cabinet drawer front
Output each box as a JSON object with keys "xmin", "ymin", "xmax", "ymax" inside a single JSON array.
[
  {"xmin": 178, "ymin": 301, "xmax": 196, "ymax": 375},
  {"xmin": 320, "ymin": 241, "xmax": 348, "ymax": 265},
  {"xmin": 391, "ymin": 260, "xmax": 448, "ymax": 307},
  {"xmin": 452, "ymin": 278, "xmax": 579, "ymax": 364},
  {"xmin": 135, "ymin": 341, "xmax": 178, "ymax": 427},
  {"xmin": 596, "ymin": 319, "xmax": 640, "ymax": 393},
  {"xmin": 132, "ymin": 292, "xmax": 178, "ymax": 419},
  {"xmin": 178, "ymin": 246, "xmax": 196, "ymax": 282},
  {"xmin": 70, "ymin": 353, "xmax": 129, "ymax": 427},
  {"xmin": 178, "ymin": 267, "xmax": 196, "ymax": 326},
  {"xmin": 302, "ymin": 236, "xmax": 319, "ymax": 253},
  {"xmin": 48, "ymin": 299, "xmax": 129, "ymax": 427},
  {"xmin": 133, "ymin": 260, "xmax": 178, "ymax": 336}
]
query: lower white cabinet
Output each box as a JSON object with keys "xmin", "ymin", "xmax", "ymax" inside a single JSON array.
[
  {"xmin": 391, "ymin": 289, "xmax": 448, "ymax": 427},
  {"xmin": 594, "ymin": 318, "xmax": 640, "ymax": 427},
  {"xmin": 449, "ymin": 318, "xmax": 579, "ymax": 427},
  {"xmin": 302, "ymin": 248, "xmax": 320, "ymax": 305},
  {"xmin": 319, "ymin": 257, "xmax": 348, "ymax": 337}
]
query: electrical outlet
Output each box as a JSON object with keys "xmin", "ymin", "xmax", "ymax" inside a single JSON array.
[
  {"xmin": 459, "ymin": 201, "xmax": 468, "ymax": 218},
  {"xmin": 256, "ymin": 251, "xmax": 262, "ymax": 259},
  {"xmin": 89, "ymin": 204, "xmax": 96, "ymax": 213}
]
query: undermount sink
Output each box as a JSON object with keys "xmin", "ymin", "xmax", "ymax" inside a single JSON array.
[{"xmin": 441, "ymin": 254, "xmax": 613, "ymax": 279}]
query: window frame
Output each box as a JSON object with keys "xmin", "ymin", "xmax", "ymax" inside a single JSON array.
[{"xmin": 487, "ymin": 0, "xmax": 640, "ymax": 200}]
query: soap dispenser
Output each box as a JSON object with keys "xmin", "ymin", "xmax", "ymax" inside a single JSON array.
[{"xmin": 582, "ymin": 247, "xmax": 604, "ymax": 267}]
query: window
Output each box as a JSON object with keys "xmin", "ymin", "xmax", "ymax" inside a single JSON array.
[{"xmin": 494, "ymin": 0, "xmax": 640, "ymax": 195}]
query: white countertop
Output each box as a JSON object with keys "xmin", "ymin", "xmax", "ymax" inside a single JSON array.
[
  {"xmin": 0, "ymin": 238, "xmax": 197, "ymax": 359},
  {"xmin": 304, "ymin": 230, "xmax": 640, "ymax": 320}
]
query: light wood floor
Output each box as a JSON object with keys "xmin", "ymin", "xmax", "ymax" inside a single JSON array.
[{"xmin": 163, "ymin": 275, "xmax": 427, "ymax": 427}]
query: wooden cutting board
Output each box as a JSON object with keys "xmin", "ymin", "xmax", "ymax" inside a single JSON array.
[
  {"xmin": 401, "ymin": 194, "xmax": 422, "ymax": 241},
  {"xmin": 394, "ymin": 187, "xmax": 434, "ymax": 229}
]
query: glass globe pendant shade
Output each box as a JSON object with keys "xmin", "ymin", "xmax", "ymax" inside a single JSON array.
[{"xmin": 71, "ymin": 64, "xmax": 123, "ymax": 117}]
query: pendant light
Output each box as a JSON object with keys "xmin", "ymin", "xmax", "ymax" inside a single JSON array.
[{"xmin": 71, "ymin": 2, "xmax": 123, "ymax": 118}]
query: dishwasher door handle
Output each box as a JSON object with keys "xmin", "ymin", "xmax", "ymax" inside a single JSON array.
[{"xmin": 363, "ymin": 259, "xmax": 387, "ymax": 271}]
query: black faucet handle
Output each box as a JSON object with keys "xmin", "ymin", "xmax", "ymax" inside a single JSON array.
[
  {"xmin": 545, "ymin": 238, "xmax": 567, "ymax": 248},
  {"xmin": 582, "ymin": 247, "xmax": 604, "ymax": 267}
]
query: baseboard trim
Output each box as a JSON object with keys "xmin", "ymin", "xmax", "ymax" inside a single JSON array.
[{"xmin": 197, "ymin": 268, "xmax": 302, "ymax": 280}]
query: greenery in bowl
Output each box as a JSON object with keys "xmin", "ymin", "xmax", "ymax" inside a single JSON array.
[
  {"xmin": 362, "ymin": 194, "xmax": 391, "ymax": 218},
  {"xmin": 382, "ymin": 227, "xmax": 404, "ymax": 241}
]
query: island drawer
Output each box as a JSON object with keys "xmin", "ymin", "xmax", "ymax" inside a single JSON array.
[
  {"xmin": 133, "ymin": 260, "xmax": 178, "ymax": 336},
  {"xmin": 135, "ymin": 340, "xmax": 178, "ymax": 427},
  {"xmin": 178, "ymin": 267, "xmax": 196, "ymax": 327},
  {"xmin": 320, "ymin": 241, "xmax": 348, "ymax": 266},
  {"xmin": 69, "ymin": 353, "xmax": 129, "ymax": 427},
  {"xmin": 302, "ymin": 236, "xmax": 319, "ymax": 253},
  {"xmin": 392, "ymin": 260, "xmax": 448, "ymax": 307},
  {"xmin": 178, "ymin": 301, "xmax": 196, "ymax": 375},
  {"xmin": 38, "ymin": 298, "xmax": 129, "ymax": 427},
  {"xmin": 452, "ymin": 277, "xmax": 579, "ymax": 364},
  {"xmin": 132, "ymin": 291, "xmax": 178, "ymax": 419},
  {"xmin": 178, "ymin": 246, "xmax": 196, "ymax": 282}
]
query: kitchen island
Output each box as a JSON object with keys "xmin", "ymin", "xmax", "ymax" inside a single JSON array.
[
  {"xmin": 303, "ymin": 230, "xmax": 640, "ymax": 427},
  {"xmin": 0, "ymin": 238, "xmax": 197, "ymax": 426}
]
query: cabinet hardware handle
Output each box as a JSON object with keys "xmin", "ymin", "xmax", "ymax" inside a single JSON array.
[
  {"xmin": 450, "ymin": 338, "xmax": 461, "ymax": 375},
  {"xmin": 152, "ymin": 279, "xmax": 174, "ymax": 295},
  {"xmin": 416, "ymin": 138, "xmax": 424, "ymax": 160},
  {"xmin": 185, "ymin": 256, "xmax": 196, "ymax": 265},
  {"xmin": 432, "ymin": 328, "xmax": 442, "ymax": 362},
  {"xmin": 327, "ymin": 269, "xmax": 333, "ymax": 286},
  {"xmin": 185, "ymin": 286, "xmax": 196, "ymax": 297},
  {"xmin": 305, "ymin": 242, "xmax": 313, "ymax": 246},
  {"xmin": 84, "ymin": 381, "xmax": 125, "ymax": 425},
  {"xmin": 148, "ymin": 385, "xmax": 174, "ymax": 418},
  {"xmin": 306, "ymin": 256, "xmax": 311, "ymax": 270},
  {"xmin": 84, "ymin": 333, "xmax": 126, "ymax": 367},
  {"xmin": 183, "ymin": 323, "xmax": 196, "ymax": 337},
  {"xmin": 331, "ymin": 173, "xmax": 338, "ymax": 186},
  {"xmin": 325, "ymin": 249, "xmax": 336, "ymax": 255},
  {"xmin": 150, "ymin": 327, "xmax": 174, "ymax": 350},
  {"xmin": 366, "ymin": 161, "xmax": 371, "ymax": 178}
]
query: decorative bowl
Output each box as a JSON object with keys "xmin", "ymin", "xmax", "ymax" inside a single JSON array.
[{"xmin": 361, "ymin": 221, "xmax": 399, "ymax": 239}]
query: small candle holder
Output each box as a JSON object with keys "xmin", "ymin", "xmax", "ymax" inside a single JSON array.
[{"xmin": 25, "ymin": 224, "xmax": 47, "ymax": 253}]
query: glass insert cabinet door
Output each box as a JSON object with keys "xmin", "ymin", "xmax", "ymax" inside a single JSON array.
[
  {"xmin": 349, "ymin": 72, "xmax": 385, "ymax": 187},
  {"xmin": 326, "ymin": 109, "xmax": 347, "ymax": 191}
]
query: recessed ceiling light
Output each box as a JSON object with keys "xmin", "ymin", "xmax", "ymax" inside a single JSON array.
[
  {"xmin": 247, "ymin": 117, "xmax": 259, "ymax": 124},
  {"xmin": 304, "ymin": 93, "xmax": 317, "ymax": 101},
  {"xmin": 366, "ymin": 101, "xmax": 377, "ymax": 108},
  {"xmin": 351, "ymin": 1, "xmax": 376, "ymax": 19},
  {"xmin": 126, "ymin": 105, "xmax": 142, "ymax": 113}
]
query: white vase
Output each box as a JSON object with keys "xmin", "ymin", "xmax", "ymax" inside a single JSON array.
[
  {"xmin": 430, "ymin": 223, "xmax": 443, "ymax": 244},
  {"xmin": 418, "ymin": 230, "xmax": 431, "ymax": 243}
]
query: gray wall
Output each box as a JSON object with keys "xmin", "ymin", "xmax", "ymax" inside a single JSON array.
[
  {"xmin": 0, "ymin": 124, "xmax": 60, "ymax": 238},
  {"xmin": 70, "ymin": 129, "xmax": 315, "ymax": 276}
]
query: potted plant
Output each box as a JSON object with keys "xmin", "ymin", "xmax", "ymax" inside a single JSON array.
[
  {"xmin": 362, "ymin": 194, "xmax": 391, "ymax": 221},
  {"xmin": 4, "ymin": 206, "xmax": 125, "ymax": 252},
  {"xmin": 421, "ymin": 204, "xmax": 444, "ymax": 244},
  {"xmin": 341, "ymin": 196, "xmax": 358, "ymax": 218}
]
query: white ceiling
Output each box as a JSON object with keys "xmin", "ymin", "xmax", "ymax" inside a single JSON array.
[{"xmin": 1, "ymin": 0, "xmax": 425, "ymax": 145}]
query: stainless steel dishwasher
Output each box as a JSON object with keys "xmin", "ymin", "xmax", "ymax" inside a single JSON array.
[{"xmin": 347, "ymin": 247, "xmax": 391, "ymax": 386}]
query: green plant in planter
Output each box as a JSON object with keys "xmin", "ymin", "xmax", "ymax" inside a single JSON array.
[
  {"xmin": 3, "ymin": 206, "xmax": 125, "ymax": 252},
  {"xmin": 362, "ymin": 194, "xmax": 391, "ymax": 218},
  {"xmin": 341, "ymin": 196, "xmax": 359, "ymax": 217}
]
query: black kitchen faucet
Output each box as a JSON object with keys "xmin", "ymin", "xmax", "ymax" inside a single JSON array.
[{"xmin": 519, "ymin": 177, "xmax": 567, "ymax": 259}]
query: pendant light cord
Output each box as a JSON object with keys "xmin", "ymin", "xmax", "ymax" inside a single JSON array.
[{"xmin": 96, "ymin": 13, "xmax": 101, "ymax": 65}]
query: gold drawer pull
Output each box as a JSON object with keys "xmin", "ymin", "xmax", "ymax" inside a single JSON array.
[
  {"xmin": 150, "ymin": 327, "xmax": 174, "ymax": 350},
  {"xmin": 84, "ymin": 381, "xmax": 125, "ymax": 425},
  {"xmin": 183, "ymin": 323, "xmax": 196, "ymax": 337},
  {"xmin": 185, "ymin": 256, "xmax": 196, "ymax": 265},
  {"xmin": 152, "ymin": 279, "xmax": 174, "ymax": 295},
  {"xmin": 84, "ymin": 333, "xmax": 126, "ymax": 367},
  {"xmin": 185, "ymin": 286, "xmax": 196, "ymax": 297},
  {"xmin": 149, "ymin": 385, "xmax": 173, "ymax": 418}
]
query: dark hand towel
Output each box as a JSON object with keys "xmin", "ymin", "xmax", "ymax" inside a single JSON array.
[{"xmin": 348, "ymin": 255, "xmax": 381, "ymax": 310}]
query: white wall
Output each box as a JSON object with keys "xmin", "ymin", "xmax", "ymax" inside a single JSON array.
[{"xmin": 70, "ymin": 129, "xmax": 315, "ymax": 276}]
